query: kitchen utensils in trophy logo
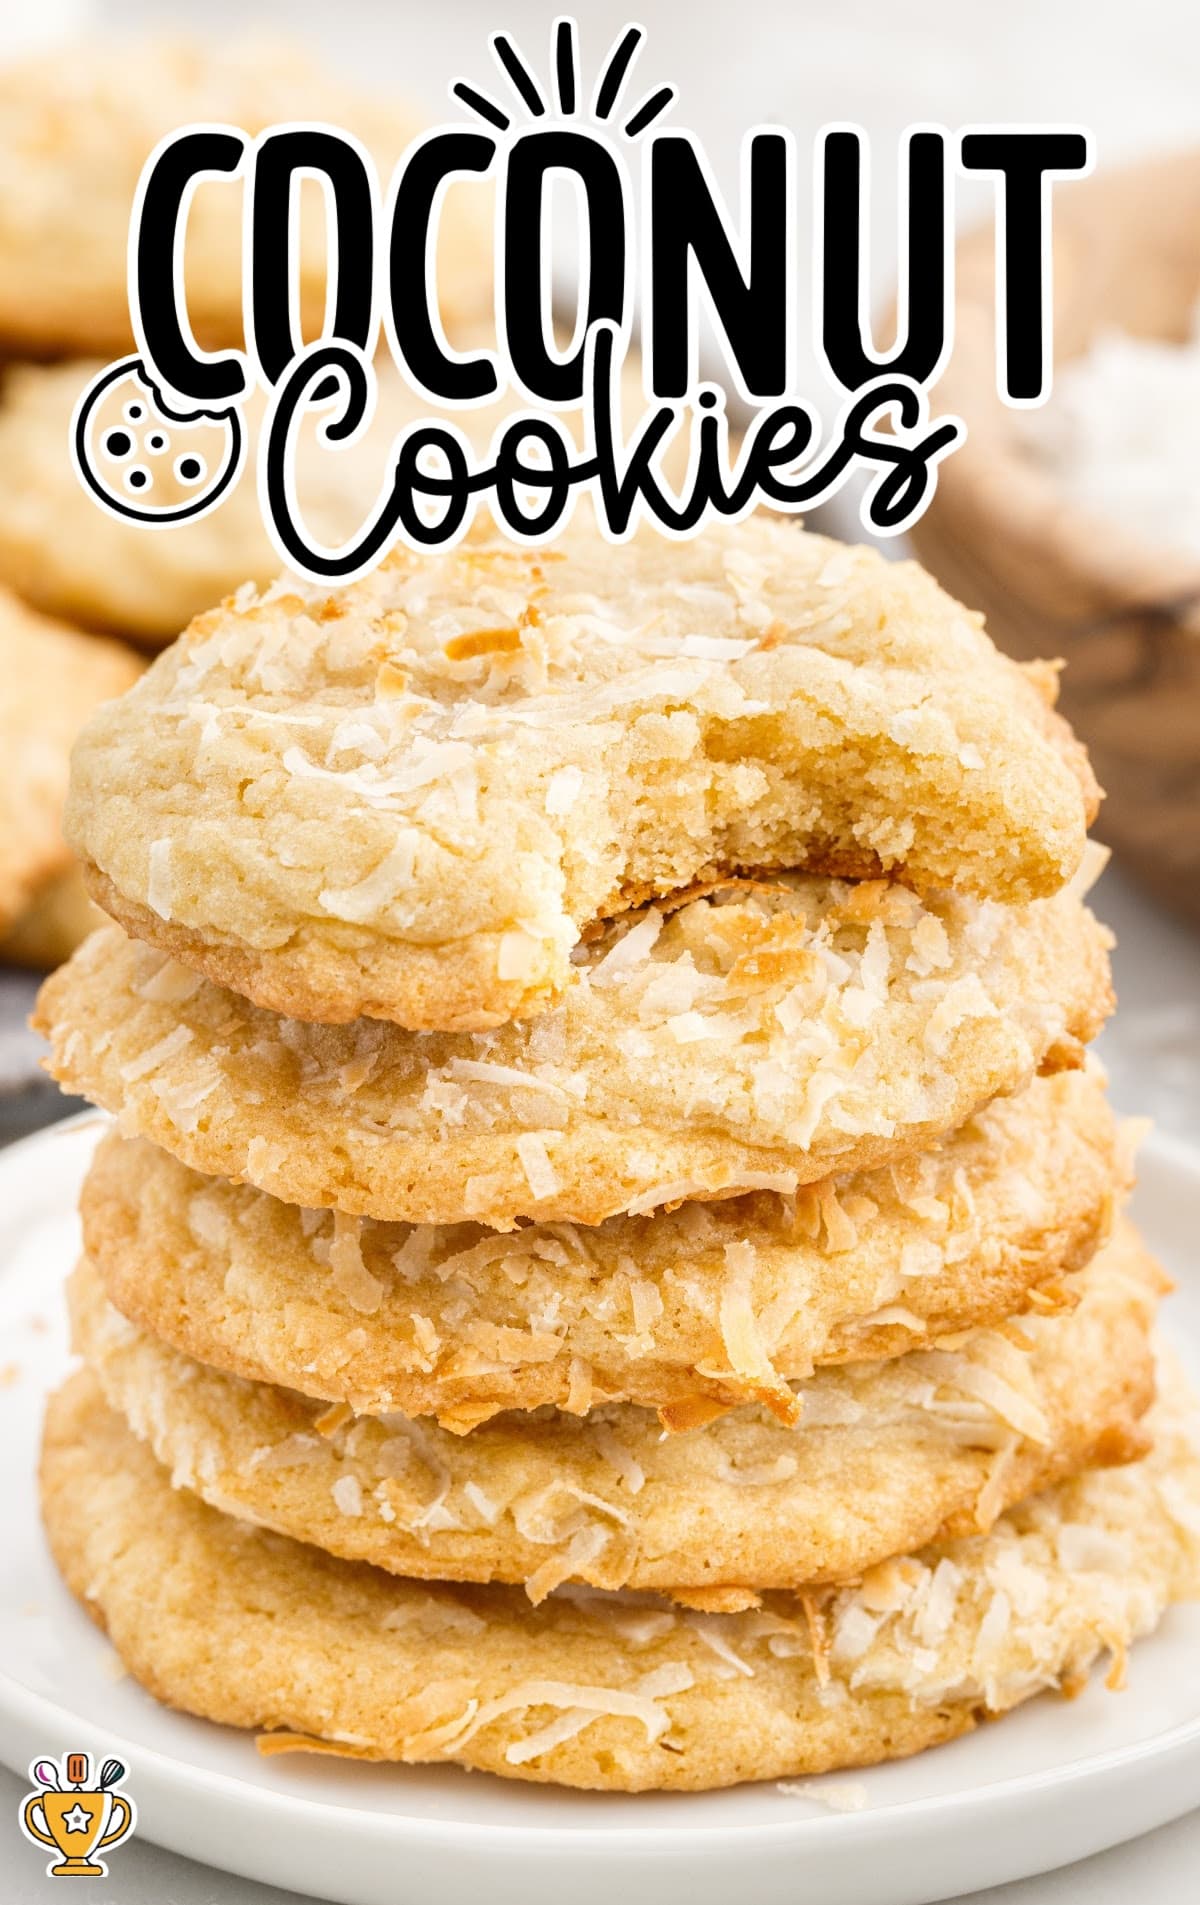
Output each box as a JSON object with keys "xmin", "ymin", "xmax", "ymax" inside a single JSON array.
[{"xmin": 20, "ymin": 1750, "xmax": 137, "ymax": 1877}]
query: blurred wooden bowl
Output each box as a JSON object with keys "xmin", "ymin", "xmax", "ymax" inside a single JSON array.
[{"xmin": 910, "ymin": 150, "xmax": 1200, "ymax": 924}]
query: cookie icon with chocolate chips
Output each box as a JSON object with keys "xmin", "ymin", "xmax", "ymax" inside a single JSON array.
[{"xmin": 72, "ymin": 356, "xmax": 244, "ymax": 526}]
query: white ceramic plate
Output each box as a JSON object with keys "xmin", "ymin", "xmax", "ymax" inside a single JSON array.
[{"xmin": 0, "ymin": 1115, "xmax": 1198, "ymax": 1905}]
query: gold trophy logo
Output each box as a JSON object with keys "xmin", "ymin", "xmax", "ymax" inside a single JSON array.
[{"xmin": 20, "ymin": 1751, "xmax": 136, "ymax": 1878}]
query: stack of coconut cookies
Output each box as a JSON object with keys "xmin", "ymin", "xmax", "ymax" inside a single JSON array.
[{"xmin": 35, "ymin": 515, "xmax": 1200, "ymax": 1792}]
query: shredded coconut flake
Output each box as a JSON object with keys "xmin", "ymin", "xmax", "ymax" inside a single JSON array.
[
  {"xmin": 777, "ymin": 1779, "xmax": 868, "ymax": 1812},
  {"xmin": 449, "ymin": 1058, "xmax": 575, "ymax": 1098},
  {"xmin": 463, "ymin": 1481, "xmax": 501, "ymax": 1526},
  {"xmin": 135, "ymin": 958, "xmax": 202, "ymax": 1004},
  {"xmin": 515, "ymin": 1133, "xmax": 560, "ymax": 1200},
  {"xmin": 118, "ymin": 1024, "xmax": 194, "ymax": 1082},
  {"xmin": 410, "ymin": 1666, "xmax": 692, "ymax": 1762},
  {"xmin": 328, "ymin": 1214, "xmax": 385, "ymax": 1314},
  {"xmin": 685, "ymin": 1615, "xmax": 755, "ymax": 1678},
  {"xmin": 332, "ymin": 1474, "xmax": 364, "ymax": 1517},
  {"xmin": 545, "ymin": 764, "xmax": 584, "ymax": 815},
  {"xmin": 503, "ymin": 1707, "xmax": 597, "ymax": 1765},
  {"xmin": 319, "ymin": 836, "xmax": 419, "ymax": 923},
  {"xmin": 590, "ymin": 911, "xmax": 663, "ymax": 983},
  {"xmin": 146, "ymin": 839, "xmax": 174, "ymax": 920},
  {"xmin": 591, "ymin": 1423, "xmax": 646, "ymax": 1494},
  {"xmin": 525, "ymin": 1523, "xmax": 611, "ymax": 1604},
  {"xmin": 497, "ymin": 930, "xmax": 540, "ymax": 980}
]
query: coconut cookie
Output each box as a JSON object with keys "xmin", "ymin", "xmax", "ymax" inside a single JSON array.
[
  {"xmin": 40, "ymin": 1369, "xmax": 1200, "ymax": 1791},
  {"xmin": 0, "ymin": 349, "xmax": 671, "ymax": 650},
  {"xmin": 70, "ymin": 1230, "xmax": 1163, "ymax": 1600},
  {"xmin": 0, "ymin": 591, "xmax": 140, "ymax": 938},
  {"xmin": 64, "ymin": 517, "xmax": 1100, "ymax": 1031},
  {"xmin": 0, "ymin": 361, "xmax": 338, "ymax": 649},
  {"xmin": 37, "ymin": 877, "xmax": 1113, "ymax": 1228},
  {"xmin": 0, "ymin": 865, "xmax": 105, "ymax": 969},
  {"xmin": 0, "ymin": 39, "xmax": 488, "ymax": 357},
  {"xmin": 81, "ymin": 1072, "xmax": 1128, "ymax": 1427}
]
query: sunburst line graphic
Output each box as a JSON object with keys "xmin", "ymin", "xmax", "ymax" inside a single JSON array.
[
  {"xmin": 592, "ymin": 24, "xmax": 642, "ymax": 119},
  {"xmin": 451, "ymin": 21, "xmax": 676, "ymax": 139},
  {"xmin": 450, "ymin": 81, "xmax": 510, "ymax": 130},
  {"xmin": 554, "ymin": 18, "xmax": 577, "ymax": 114},
  {"xmin": 491, "ymin": 32, "xmax": 548, "ymax": 117},
  {"xmin": 622, "ymin": 84, "xmax": 675, "ymax": 137}
]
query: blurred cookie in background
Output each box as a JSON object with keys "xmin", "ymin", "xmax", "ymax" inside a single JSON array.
[
  {"xmin": 0, "ymin": 347, "xmax": 678, "ymax": 648},
  {"xmin": 0, "ymin": 37, "xmax": 491, "ymax": 359},
  {"xmin": 0, "ymin": 358, "xmax": 308, "ymax": 646},
  {"xmin": 0, "ymin": 865, "xmax": 105, "ymax": 971},
  {"xmin": 0, "ymin": 589, "xmax": 140, "ymax": 963}
]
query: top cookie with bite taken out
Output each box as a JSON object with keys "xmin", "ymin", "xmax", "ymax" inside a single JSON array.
[{"xmin": 65, "ymin": 514, "xmax": 1099, "ymax": 1031}]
